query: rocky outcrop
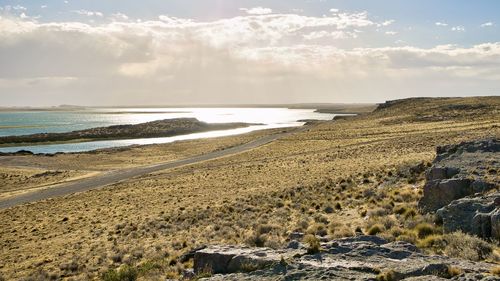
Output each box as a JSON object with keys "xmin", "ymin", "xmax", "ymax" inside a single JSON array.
[
  {"xmin": 436, "ymin": 193, "xmax": 500, "ymax": 239},
  {"xmin": 194, "ymin": 245, "xmax": 306, "ymax": 274},
  {"xmin": 419, "ymin": 139, "xmax": 499, "ymax": 239},
  {"xmin": 193, "ymin": 236, "xmax": 498, "ymax": 280}
]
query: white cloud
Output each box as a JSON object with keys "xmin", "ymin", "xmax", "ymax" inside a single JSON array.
[
  {"xmin": 435, "ymin": 22, "xmax": 448, "ymax": 27},
  {"xmin": 73, "ymin": 10, "xmax": 104, "ymax": 17},
  {"xmin": 12, "ymin": 5, "xmax": 27, "ymax": 11},
  {"xmin": 380, "ymin": 20, "xmax": 395, "ymax": 26},
  {"xmin": 481, "ymin": 22, "xmax": 494, "ymax": 27},
  {"xmin": 330, "ymin": 8, "xmax": 339, "ymax": 13},
  {"xmin": 451, "ymin": 26, "xmax": 465, "ymax": 32},
  {"xmin": 303, "ymin": 30, "xmax": 357, "ymax": 40},
  {"xmin": 41, "ymin": 5, "xmax": 47, "ymax": 9},
  {"xmin": 0, "ymin": 14, "xmax": 498, "ymax": 105},
  {"xmin": 110, "ymin": 13, "xmax": 129, "ymax": 21},
  {"xmin": 385, "ymin": 31, "xmax": 397, "ymax": 35},
  {"xmin": 240, "ymin": 7, "xmax": 273, "ymax": 15}
]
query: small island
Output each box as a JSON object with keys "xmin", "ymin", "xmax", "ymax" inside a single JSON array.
[{"xmin": 0, "ymin": 118, "xmax": 254, "ymax": 146}]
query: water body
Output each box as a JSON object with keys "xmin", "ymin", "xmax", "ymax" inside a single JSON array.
[{"xmin": 0, "ymin": 108, "xmax": 338, "ymax": 154}]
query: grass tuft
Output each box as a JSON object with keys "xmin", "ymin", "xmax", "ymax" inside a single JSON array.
[{"xmin": 367, "ymin": 224, "xmax": 384, "ymax": 236}]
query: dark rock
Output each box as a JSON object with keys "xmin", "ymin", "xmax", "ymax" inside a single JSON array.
[
  {"xmin": 419, "ymin": 178, "xmax": 473, "ymax": 212},
  {"xmin": 491, "ymin": 209, "xmax": 500, "ymax": 239},
  {"xmin": 286, "ymin": 241, "xmax": 305, "ymax": 250},
  {"xmin": 436, "ymin": 193, "xmax": 500, "ymax": 239}
]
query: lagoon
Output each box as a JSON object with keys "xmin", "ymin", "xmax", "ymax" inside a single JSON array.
[{"xmin": 0, "ymin": 108, "xmax": 338, "ymax": 154}]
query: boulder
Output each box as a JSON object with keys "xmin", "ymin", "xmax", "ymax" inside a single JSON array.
[
  {"xmin": 436, "ymin": 193, "xmax": 500, "ymax": 239},
  {"xmin": 491, "ymin": 208, "xmax": 500, "ymax": 239},
  {"xmin": 419, "ymin": 178, "xmax": 473, "ymax": 212}
]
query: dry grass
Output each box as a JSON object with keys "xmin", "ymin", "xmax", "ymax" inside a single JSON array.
[
  {"xmin": 491, "ymin": 266, "xmax": 500, "ymax": 276},
  {"xmin": 0, "ymin": 97, "xmax": 498, "ymax": 280}
]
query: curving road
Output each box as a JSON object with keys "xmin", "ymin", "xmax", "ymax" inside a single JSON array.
[{"xmin": 0, "ymin": 126, "xmax": 309, "ymax": 209}]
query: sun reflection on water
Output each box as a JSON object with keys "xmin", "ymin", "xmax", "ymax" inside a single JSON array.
[{"xmin": 0, "ymin": 108, "xmax": 339, "ymax": 153}]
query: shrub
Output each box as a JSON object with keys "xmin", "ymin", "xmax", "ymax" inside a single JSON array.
[
  {"xmin": 403, "ymin": 208, "xmax": 417, "ymax": 219},
  {"xmin": 246, "ymin": 234, "xmax": 266, "ymax": 247},
  {"xmin": 307, "ymin": 223, "xmax": 328, "ymax": 237},
  {"xmin": 360, "ymin": 209, "xmax": 367, "ymax": 217},
  {"xmin": 335, "ymin": 202, "xmax": 342, "ymax": 210},
  {"xmin": 102, "ymin": 265, "xmax": 138, "ymax": 281},
  {"xmin": 447, "ymin": 266, "xmax": 463, "ymax": 277},
  {"xmin": 239, "ymin": 261, "xmax": 260, "ymax": 273},
  {"xmin": 490, "ymin": 266, "xmax": 500, "ymax": 276},
  {"xmin": 256, "ymin": 224, "xmax": 274, "ymax": 235},
  {"xmin": 443, "ymin": 232, "xmax": 493, "ymax": 261},
  {"xmin": 304, "ymin": 235, "xmax": 321, "ymax": 254},
  {"xmin": 415, "ymin": 223, "xmax": 436, "ymax": 239},
  {"xmin": 368, "ymin": 208, "xmax": 388, "ymax": 218},
  {"xmin": 367, "ymin": 224, "xmax": 384, "ymax": 235},
  {"xmin": 396, "ymin": 231, "xmax": 418, "ymax": 244},
  {"xmin": 417, "ymin": 234, "xmax": 446, "ymax": 251},
  {"xmin": 329, "ymin": 225, "xmax": 354, "ymax": 239},
  {"xmin": 376, "ymin": 270, "xmax": 397, "ymax": 281},
  {"xmin": 393, "ymin": 205, "xmax": 408, "ymax": 215}
]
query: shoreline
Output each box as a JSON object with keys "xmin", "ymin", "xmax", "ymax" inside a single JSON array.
[
  {"xmin": 0, "ymin": 125, "xmax": 297, "ymax": 156},
  {"xmin": 0, "ymin": 124, "xmax": 303, "ymax": 155}
]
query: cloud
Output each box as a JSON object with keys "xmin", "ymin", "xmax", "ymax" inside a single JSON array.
[
  {"xmin": 12, "ymin": 5, "xmax": 27, "ymax": 11},
  {"xmin": 385, "ymin": 31, "xmax": 397, "ymax": 35},
  {"xmin": 435, "ymin": 22, "xmax": 448, "ymax": 27},
  {"xmin": 380, "ymin": 20, "xmax": 395, "ymax": 26},
  {"xmin": 240, "ymin": 7, "xmax": 273, "ymax": 15},
  {"xmin": 330, "ymin": 8, "xmax": 339, "ymax": 13},
  {"xmin": 110, "ymin": 13, "xmax": 129, "ymax": 21},
  {"xmin": 303, "ymin": 30, "xmax": 357, "ymax": 40},
  {"xmin": 0, "ymin": 14, "xmax": 498, "ymax": 105},
  {"xmin": 451, "ymin": 26, "xmax": 465, "ymax": 32},
  {"xmin": 481, "ymin": 22, "xmax": 494, "ymax": 27},
  {"xmin": 73, "ymin": 10, "xmax": 104, "ymax": 17}
]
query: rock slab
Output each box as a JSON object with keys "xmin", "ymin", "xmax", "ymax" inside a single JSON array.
[{"xmin": 194, "ymin": 236, "xmax": 499, "ymax": 280}]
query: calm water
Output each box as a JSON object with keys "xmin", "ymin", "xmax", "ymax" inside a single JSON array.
[{"xmin": 0, "ymin": 108, "xmax": 337, "ymax": 153}]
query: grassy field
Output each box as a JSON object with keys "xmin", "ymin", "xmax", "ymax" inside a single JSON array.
[{"xmin": 0, "ymin": 97, "xmax": 499, "ymax": 280}]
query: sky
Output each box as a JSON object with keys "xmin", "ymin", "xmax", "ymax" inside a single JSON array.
[{"xmin": 0, "ymin": 0, "xmax": 499, "ymax": 106}]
